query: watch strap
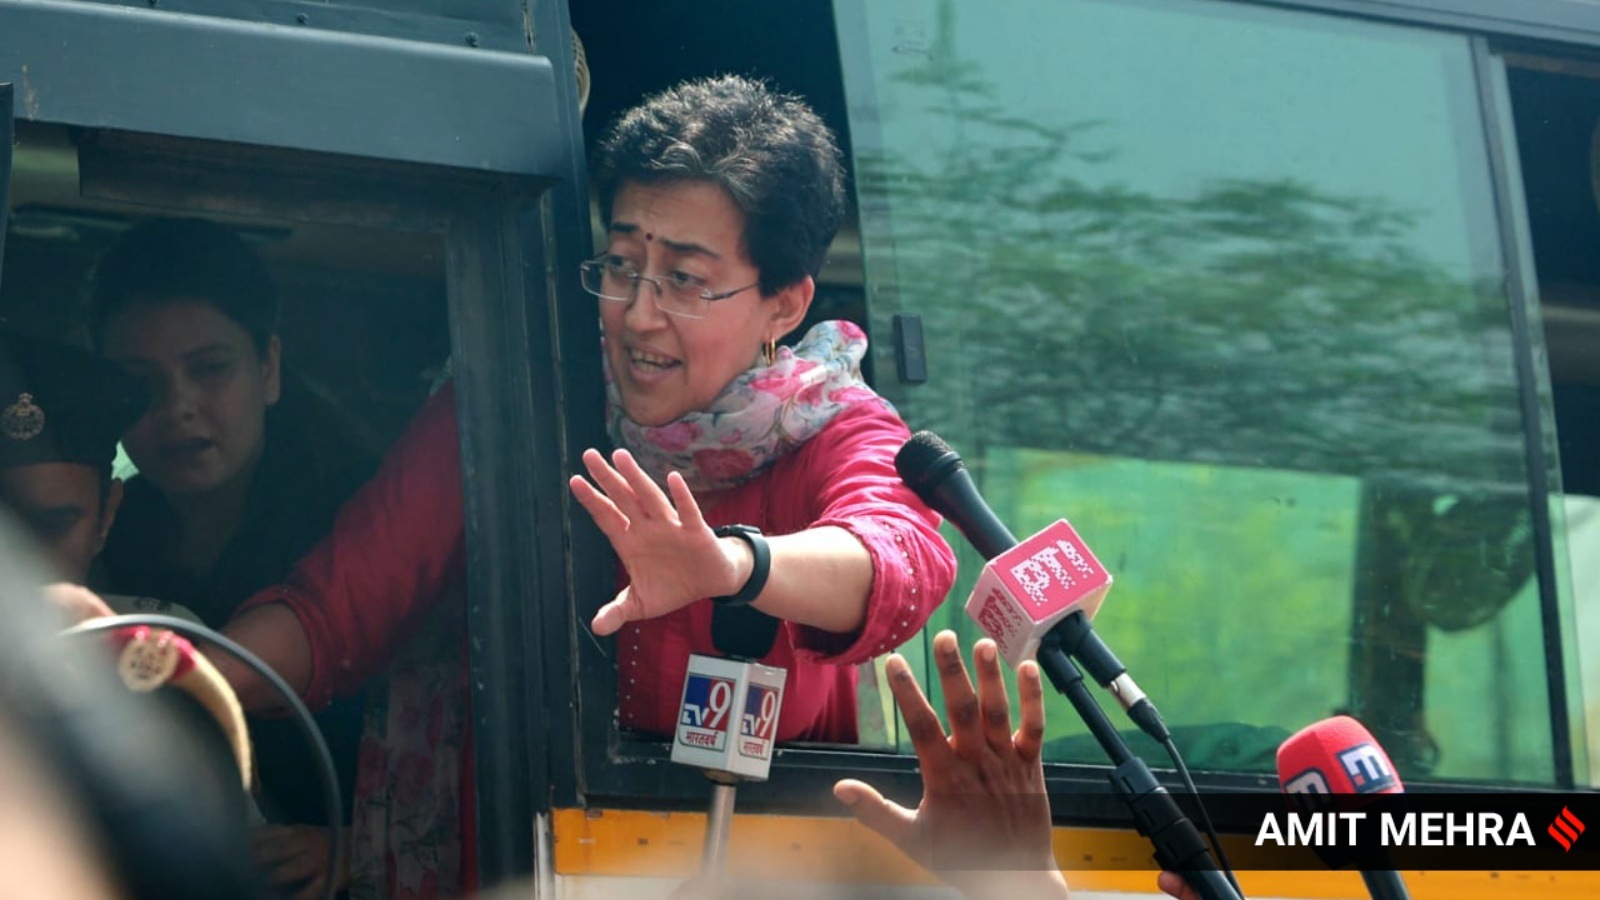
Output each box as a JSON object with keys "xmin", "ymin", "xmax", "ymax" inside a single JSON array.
[{"xmin": 710, "ymin": 524, "xmax": 770, "ymax": 608}]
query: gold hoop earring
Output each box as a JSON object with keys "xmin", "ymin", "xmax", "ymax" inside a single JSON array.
[{"xmin": 762, "ymin": 338, "xmax": 777, "ymax": 367}]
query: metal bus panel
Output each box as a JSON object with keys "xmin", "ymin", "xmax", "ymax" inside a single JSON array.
[{"xmin": 0, "ymin": 0, "xmax": 561, "ymax": 176}]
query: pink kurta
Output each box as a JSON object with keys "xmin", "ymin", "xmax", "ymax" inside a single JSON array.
[{"xmin": 614, "ymin": 401, "xmax": 955, "ymax": 741}]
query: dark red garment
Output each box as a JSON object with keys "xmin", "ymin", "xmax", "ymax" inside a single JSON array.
[
  {"xmin": 240, "ymin": 384, "xmax": 467, "ymax": 712},
  {"xmin": 236, "ymin": 384, "xmax": 471, "ymax": 898}
]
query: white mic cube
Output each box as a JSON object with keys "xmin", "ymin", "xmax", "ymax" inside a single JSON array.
[
  {"xmin": 671, "ymin": 653, "xmax": 788, "ymax": 781},
  {"xmin": 966, "ymin": 519, "xmax": 1113, "ymax": 668}
]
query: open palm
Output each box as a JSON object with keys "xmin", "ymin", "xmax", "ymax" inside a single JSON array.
[{"xmin": 569, "ymin": 448, "xmax": 741, "ymax": 636}]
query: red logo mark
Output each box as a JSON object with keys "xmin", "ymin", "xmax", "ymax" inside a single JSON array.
[
  {"xmin": 975, "ymin": 595, "xmax": 1007, "ymax": 636},
  {"xmin": 975, "ymin": 589, "xmax": 1024, "ymax": 640},
  {"xmin": 1549, "ymin": 807, "xmax": 1585, "ymax": 852}
]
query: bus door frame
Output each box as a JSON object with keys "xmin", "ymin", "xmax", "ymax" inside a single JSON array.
[{"xmin": 0, "ymin": 0, "xmax": 600, "ymax": 885}]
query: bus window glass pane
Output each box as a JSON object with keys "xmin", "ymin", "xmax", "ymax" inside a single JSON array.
[
  {"xmin": 835, "ymin": 0, "xmax": 1555, "ymax": 783},
  {"xmin": 1564, "ymin": 496, "xmax": 1600, "ymax": 786}
]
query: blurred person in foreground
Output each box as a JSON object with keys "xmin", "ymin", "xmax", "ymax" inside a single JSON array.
[
  {"xmin": 0, "ymin": 334, "xmax": 268, "ymax": 895},
  {"xmin": 0, "ymin": 514, "xmax": 265, "ymax": 900}
]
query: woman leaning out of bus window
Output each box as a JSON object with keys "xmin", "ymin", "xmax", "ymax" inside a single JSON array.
[
  {"xmin": 50, "ymin": 74, "xmax": 957, "ymax": 898},
  {"xmin": 565, "ymin": 73, "xmax": 957, "ymax": 742},
  {"xmin": 87, "ymin": 218, "xmax": 374, "ymax": 900},
  {"xmin": 224, "ymin": 74, "xmax": 957, "ymax": 742}
]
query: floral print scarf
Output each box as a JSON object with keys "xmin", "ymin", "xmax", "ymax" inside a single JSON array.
[{"xmin": 606, "ymin": 320, "xmax": 891, "ymax": 492}]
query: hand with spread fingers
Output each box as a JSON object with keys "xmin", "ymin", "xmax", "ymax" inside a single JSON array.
[
  {"xmin": 833, "ymin": 630, "xmax": 1067, "ymax": 900},
  {"xmin": 569, "ymin": 447, "xmax": 748, "ymax": 637},
  {"xmin": 253, "ymin": 824, "xmax": 347, "ymax": 900}
]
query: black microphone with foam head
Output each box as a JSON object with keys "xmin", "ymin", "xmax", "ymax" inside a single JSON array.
[
  {"xmin": 895, "ymin": 431, "xmax": 1168, "ymax": 742},
  {"xmin": 897, "ymin": 431, "xmax": 1242, "ymax": 900},
  {"xmin": 895, "ymin": 431, "xmax": 1018, "ymax": 558}
]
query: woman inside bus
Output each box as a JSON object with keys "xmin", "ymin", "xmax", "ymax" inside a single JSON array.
[{"xmin": 86, "ymin": 217, "xmax": 375, "ymax": 900}]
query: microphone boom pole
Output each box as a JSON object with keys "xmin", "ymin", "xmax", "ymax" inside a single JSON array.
[
  {"xmin": 1035, "ymin": 637, "xmax": 1243, "ymax": 900},
  {"xmin": 896, "ymin": 431, "xmax": 1242, "ymax": 899}
]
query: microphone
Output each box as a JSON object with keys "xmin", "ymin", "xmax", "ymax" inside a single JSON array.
[
  {"xmin": 894, "ymin": 432, "xmax": 1017, "ymax": 559},
  {"xmin": 671, "ymin": 653, "xmax": 788, "ymax": 875},
  {"xmin": 898, "ymin": 432, "xmax": 1241, "ymax": 900},
  {"xmin": 894, "ymin": 432, "xmax": 1165, "ymax": 742},
  {"xmin": 672, "ymin": 653, "xmax": 787, "ymax": 780},
  {"xmin": 1276, "ymin": 716, "xmax": 1410, "ymax": 900}
]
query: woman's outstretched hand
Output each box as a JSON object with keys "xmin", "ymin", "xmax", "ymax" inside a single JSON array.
[{"xmin": 569, "ymin": 448, "xmax": 751, "ymax": 636}]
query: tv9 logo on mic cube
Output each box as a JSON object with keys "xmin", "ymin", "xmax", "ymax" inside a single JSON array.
[
  {"xmin": 672, "ymin": 653, "xmax": 788, "ymax": 780},
  {"xmin": 966, "ymin": 519, "xmax": 1112, "ymax": 667}
]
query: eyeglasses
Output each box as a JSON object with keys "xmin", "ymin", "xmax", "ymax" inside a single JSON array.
[{"xmin": 578, "ymin": 254, "xmax": 759, "ymax": 320}]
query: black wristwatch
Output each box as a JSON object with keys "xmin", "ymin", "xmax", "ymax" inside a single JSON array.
[{"xmin": 710, "ymin": 524, "xmax": 770, "ymax": 607}]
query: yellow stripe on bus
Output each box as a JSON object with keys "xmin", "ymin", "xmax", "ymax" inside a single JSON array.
[{"xmin": 551, "ymin": 808, "xmax": 1600, "ymax": 898}]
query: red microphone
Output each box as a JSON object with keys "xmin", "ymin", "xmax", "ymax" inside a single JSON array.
[
  {"xmin": 1276, "ymin": 717, "xmax": 1410, "ymax": 900},
  {"xmin": 1278, "ymin": 715, "xmax": 1404, "ymax": 797}
]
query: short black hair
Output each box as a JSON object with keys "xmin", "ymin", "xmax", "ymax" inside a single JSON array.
[
  {"xmin": 593, "ymin": 74, "xmax": 846, "ymax": 296},
  {"xmin": 86, "ymin": 218, "xmax": 278, "ymax": 354}
]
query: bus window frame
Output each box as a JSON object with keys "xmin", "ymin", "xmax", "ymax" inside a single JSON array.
[
  {"xmin": 38, "ymin": 126, "xmax": 576, "ymax": 883},
  {"xmin": 1238, "ymin": 0, "xmax": 1600, "ymax": 49},
  {"xmin": 0, "ymin": 0, "xmax": 592, "ymax": 882},
  {"xmin": 554, "ymin": 0, "xmax": 1592, "ymax": 827},
  {"xmin": 1471, "ymin": 36, "xmax": 1576, "ymax": 788},
  {"xmin": 1, "ymin": 81, "xmax": 11, "ymax": 274}
]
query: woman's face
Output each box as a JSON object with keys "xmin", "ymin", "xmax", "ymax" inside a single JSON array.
[
  {"xmin": 601, "ymin": 180, "xmax": 810, "ymax": 427},
  {"xmin": 102, "ymin": 300, "xmax": 280, "ymax": 499}
]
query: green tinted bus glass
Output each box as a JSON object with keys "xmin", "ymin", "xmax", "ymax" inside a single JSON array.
[{"xmin": 836, "ymin": 0, "xmax": 1555, "ymax": 783}]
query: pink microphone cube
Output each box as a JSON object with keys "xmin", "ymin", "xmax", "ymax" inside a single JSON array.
[{"xmin": 965, "ymin": 519, "xmax": 1113, "ymax": 668}]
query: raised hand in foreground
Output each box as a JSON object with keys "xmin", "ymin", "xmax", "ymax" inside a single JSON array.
[
  {"xmin": 833, "ymin": 630, "xmax": 1065, "ymax": 900},
  {"xmin": 832, "ymin": 630, "xmax": 1205, "ymax": 900}
]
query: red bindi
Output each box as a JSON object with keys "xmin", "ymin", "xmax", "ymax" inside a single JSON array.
[{"xmin": 645, "ymin": 232, "xmax": 654, "ymax": 241}]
